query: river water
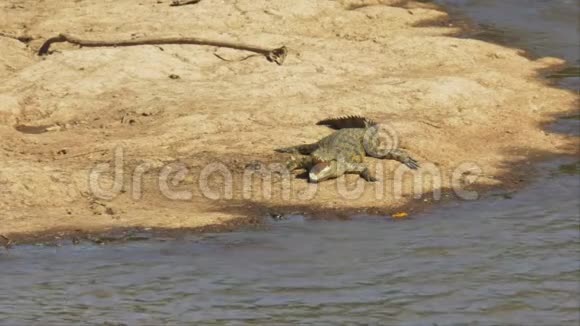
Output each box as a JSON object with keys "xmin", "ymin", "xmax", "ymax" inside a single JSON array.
[{"xmin": 1, "ymin": 1, "xmax": 579, "ymax": 325}]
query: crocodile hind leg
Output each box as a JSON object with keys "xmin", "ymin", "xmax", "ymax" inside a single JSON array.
[
  {"xmin": 275, "ymin": 142, "xmax": 319, "ymax": 155},
  {"xmin": 373, "ymin": 149, "xmax": 419, "ymax": 170},
  {"xmin": 344, "ymin": 162, "xmax": 378, "ymax": 182}
]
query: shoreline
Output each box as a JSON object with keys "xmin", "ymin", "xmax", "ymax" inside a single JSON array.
[
  {"xmin": 1, "ymin": 0, "xmax": 578, "ymax": 246},
  {"xmin": 3, "ymin": 151, "xmax": 578, "ymax": 247}
]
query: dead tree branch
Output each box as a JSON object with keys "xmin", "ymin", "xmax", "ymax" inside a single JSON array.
[
  {"xmin": 38, "ymin": 33, "xmax": 288, "ymax": 65},
  {"xmin": 170, "ymin": 0, "xmax": 201, "ymax": 6}
]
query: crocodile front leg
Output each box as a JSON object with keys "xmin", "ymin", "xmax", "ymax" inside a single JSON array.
[
  {"xmin": 286, "ymin": 156, "xmax": 314, "ymax": 171},
  {"xmin": 344, "ymin": 162, "xmax": 378, "ymax": 182}
]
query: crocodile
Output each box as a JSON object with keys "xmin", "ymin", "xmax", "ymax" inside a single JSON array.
[{"xmin": 275, "ymin": 116, "xmax": 419, "ymax": 183}]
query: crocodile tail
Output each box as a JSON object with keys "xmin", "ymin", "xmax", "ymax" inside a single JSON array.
[
  {"xmin": 275, "ymin": 143, "xmax": 319, "ymax": 155},
  {"xmin": 316, "ymin": 115, "xmax": 377, "ymax": 129}
]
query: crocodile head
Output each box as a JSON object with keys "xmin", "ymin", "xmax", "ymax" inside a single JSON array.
[{"xmin": 308, "ymin": 161, "xmax": 337, "ymax": 183}]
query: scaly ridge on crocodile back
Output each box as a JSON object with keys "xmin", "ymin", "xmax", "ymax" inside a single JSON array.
[
  {"xmin": 275, "ymin": 116, "xmax": 420, "ymax": 183},
  {"xmin": 316, "ymin": 115, "xmax": 377, "ymax": 129}
]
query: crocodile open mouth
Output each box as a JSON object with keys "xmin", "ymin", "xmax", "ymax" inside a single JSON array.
[{"xmin": 308, "ymin": 162, "xmax": 332, "ymax": 183}]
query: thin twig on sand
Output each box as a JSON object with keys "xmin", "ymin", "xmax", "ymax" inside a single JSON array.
[
  {"xmin": 420, "ymin": 120, "xmax": 442, "ymax": 129},
  {"xmin": 170, "ymin": 0, "xmax": 201, "ymax": 6},
  {"xmin": 0, "ymin": 234, "xmax": 14, "ymax": 249},
  {"xmin": 213, "ymin": 51, "xmax": 260, "ymax": 63},
  {"xmin": 37, "ymin": 33, "xmax": 288, "ymax": 65}
]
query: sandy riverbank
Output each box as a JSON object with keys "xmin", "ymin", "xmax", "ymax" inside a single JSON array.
[{"xmin": 0, "ymin": 0, "xmax": 577, "ymax": 244}]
